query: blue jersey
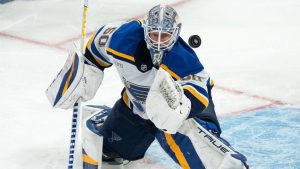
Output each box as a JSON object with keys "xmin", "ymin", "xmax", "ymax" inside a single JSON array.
[{"xmin": 84, "ymin": 20, "xmax": 213, "ymax": 119}]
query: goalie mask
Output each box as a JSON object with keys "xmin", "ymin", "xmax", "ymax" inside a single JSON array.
[{"xmin": 143, "ymin": 5, "xmax": 181, "ymax": 65}]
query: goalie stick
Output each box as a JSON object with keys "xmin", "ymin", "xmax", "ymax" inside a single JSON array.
[{"xmin": 67, "ymin": 0, "xmax": 88, "ymax": 168}]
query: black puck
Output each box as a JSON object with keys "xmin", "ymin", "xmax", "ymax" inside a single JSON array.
[{"xmin": 188, "ymin": 35, "xmax": 201, "ymax": 48}]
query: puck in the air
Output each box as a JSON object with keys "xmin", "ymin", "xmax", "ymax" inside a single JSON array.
[{"xmin": 188, "ymin": 35, "xmax": 201, "ymax": 48}]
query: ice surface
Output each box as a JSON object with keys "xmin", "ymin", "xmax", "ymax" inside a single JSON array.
[{"xmin": 220, "ymin": 106, "xmax": 300, "ymax": 169}]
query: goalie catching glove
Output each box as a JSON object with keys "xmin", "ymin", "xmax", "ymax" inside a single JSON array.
[
  {"xmin": 45, "ymin": 44, "xmax": 103, "ymax": 109},
  {"xmin": 146, "ymin": 68, "xmax": 191, "ymax": 134}
]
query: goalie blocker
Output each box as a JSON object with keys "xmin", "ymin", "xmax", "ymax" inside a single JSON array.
[{"xmin": 81, "ymin": 103, "xmax": 248, "ymax": 169}]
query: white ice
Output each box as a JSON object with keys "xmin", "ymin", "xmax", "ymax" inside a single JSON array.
[{"xmin": 0, "ymin": 0, "xmax": 299, "ymax": 168}]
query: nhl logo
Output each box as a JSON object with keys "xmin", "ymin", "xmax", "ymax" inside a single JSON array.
[{"xmin": 141, "ymin": 64, "xmax": 148, "ymax": 72}]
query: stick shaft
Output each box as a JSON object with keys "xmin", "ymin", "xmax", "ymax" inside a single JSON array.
[
  {"xmin": 68, "ymin": 102, "xmax": 81, "ymax": 169},
  {"xmin": 81, "ymin": 0, "xmax": 88, "ymax": 53},
  {"xmin": 68, "ymin": 0, "xmax": 88, "ymax": 168}
]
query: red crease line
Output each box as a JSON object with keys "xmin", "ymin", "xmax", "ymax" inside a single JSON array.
[
  {"xmin": 215, "ymin": 85, "xmax": 286, "ymax": 105},
  {"xmin": 54, "ymin": 32, "xmax": 94, "ymax": 47},
  {"xmin": 218, "ymin": 103, "xmax": 275, "ymax": 118},
  {"xmin": 0, "ymin": 32, "xmax": 67, "ymax": 52}
]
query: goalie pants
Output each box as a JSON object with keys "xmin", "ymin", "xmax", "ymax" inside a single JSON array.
[{"xmin": 97, "ymin": 98, "xmax": 221, "ymax": 168}]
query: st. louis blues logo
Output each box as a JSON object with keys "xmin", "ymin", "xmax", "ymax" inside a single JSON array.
[{"xmin": 123, "ymin": 79, "xmax": 150, "ymax": 112}]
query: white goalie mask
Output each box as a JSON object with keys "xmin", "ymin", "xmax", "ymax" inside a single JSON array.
[{"xmin": 143, "ymin": 5, "xmax": 181, "ymax": 65}]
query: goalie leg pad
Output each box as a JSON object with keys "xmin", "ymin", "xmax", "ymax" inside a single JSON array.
[
  {"xmin": 82, "ymin": 106, "xmax": 110, "ymax": 169},
  {"xmin": 156, "ymin": 130, "xmax": 206, "ymax": 169},
  {"xmin": 156, "ymin": 118, "xmax": 248, "ymax": 169},
  {"xmin": 83, "ymin": 105, "xmax": 126, "ymax": 169}
]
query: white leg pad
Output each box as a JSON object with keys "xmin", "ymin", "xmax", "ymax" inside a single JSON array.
[
  {"xmin": 218, "ymin": 154, "xmax": 247, "ymax": 169},
  {"xmin": 82, "ymin": 107, "xmax": 103, "ymax": 169},
  {"xmin": 176, "ymin": 119, "xmax": 248, "ymax": 169}
]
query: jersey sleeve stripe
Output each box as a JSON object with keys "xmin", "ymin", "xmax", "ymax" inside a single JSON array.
[
  {"xmin": 86, "ymin": 32, "xmax": 96, "ymax": 50},
  {"xmin": 84, "ymin": 49, "xmax": 109, "ymax": 70},
  {"xmin": 182, "ymin": 82, "xmax": 208, "ymax": 95},
  {"xmin": 183, "ymin": 85, "xmax": 209, "ymax": 108},
  {"xmin": 107, "ymin": 48, "xmax": 135, "ymax": 62},
  {"xmin": 86, "ymin": 30, "xmax": 112, "ymax": 67},
  {"xmin": 92, "ymin": 53, "xmax": 111, "ymax": 68},
  {"xmin": 88, "ymin": 39, "xmax": 112, "ymax": 67},
  {"xmin": 160, "ymin": 64, "xmax": 181, "ymax": 80},
  {"xmin": 164, "ymin": 133, "xmax": 191, "ymax": 169}
]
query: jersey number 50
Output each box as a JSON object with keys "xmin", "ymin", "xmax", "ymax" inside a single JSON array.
[{"xmin": 99, "ymin": 27, "xmax": 116, "ymax": 47}]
